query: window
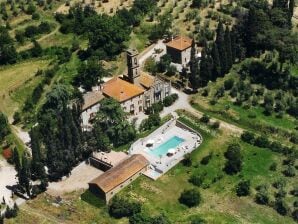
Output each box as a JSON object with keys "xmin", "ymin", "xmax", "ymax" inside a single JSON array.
[{"xmin": 111, "ymin": 191, "xmax": 113, "ymax": 195}]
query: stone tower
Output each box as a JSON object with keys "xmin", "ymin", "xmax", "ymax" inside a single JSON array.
[{"xmin": 126, "ymin": 49, "xmax": 140, "ymax": 83}]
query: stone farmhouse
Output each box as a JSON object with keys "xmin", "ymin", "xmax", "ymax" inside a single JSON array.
[
  {"xmin": 165, "ymin": 36, "xmax": 193, "ymax": 67},
  {"xmin": 88, "ymin": 154, "xmax": 149, "ymax": 203}
]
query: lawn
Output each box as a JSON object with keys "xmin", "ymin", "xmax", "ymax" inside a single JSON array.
[
  {"xmin": 0, "ymin": 58, "xmax": 50, "ymax": 117},
  {"xmin": 6, "ymin": 112, "xmax": 296, "ymax": 224}
]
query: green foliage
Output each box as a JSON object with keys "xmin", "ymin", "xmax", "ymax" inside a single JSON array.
[
  {"xmin": 35, "ymin": 84, "xmax": 84, "ymax": 180},
  {"xmin": 0, "ymin": 27, "xmax": 18, "ymax": 65},
  {"xmin": 163, "ymin": 94, "xmax": 178, "ymax": 107},
  {"xmin": 254, "ymin": 135, "xmax": 270, "ymax": 148},
  {"xmin": 144, "ymin": 57, "xmax": 158, "ymax": 74},
  {"xmin": 0, "ymin": 112, "xmax": 10, "ymax": 142},
  {"xmin": 200, "ymin": 153, "xmax": 213, "ymax": 165},
  {"xmin": 179, "ymin": 188, "xmax": 201, "ymax": 207},
  {"xmin": 129, "ymin": 213, "xmax": 170, "ymax": 224},
  {"xmin": 139, "ymin": 113, "xmax": 161, "ymax": 131},
  {"xmin": 283, "ymin": 165, "xmax": 296, "ymax": 177},
  {"xmin": 224, "ymin": 79, "xmax": 234, "ymax": 90},
  {"xmin": 109, "ymin": 196, "xmax": 141, "ymax": 219},
  {"xmin": 26, "ymin": 3, "xmax": 36, "ymax": 15},
  {"xmin": 74, "ymin": 57, "xmax": 107, "ymax": 91},
  {"xmin": 200, "ymin": 114, "xmax": 210, "ymax": 123},
  {"xmin": 93, "ymin": 98, "xmax": 136, "ymax": 147},
  {"xmin": 236, "ymin": 180, "xmax": 251, "ymax": 196},
  {"xmin": 189, "ymin": 173, "xmax": 205, "ymax": 187},
  {"xmin": 274, "ymin": 199, "xmax": 288, "ymax": 216},
  {"xmin": 241, "ymin": 131, "xmax": 255, "ymax": 144},
  {"xmin": 224, "ymin": 143, "xmax": 242, "ymax": 175},
  {"xmin": 182, "ymin": 153, "xmax": 192, "ymax": 167},
  {"xmin": 255, "ymin": 185, "xmax": 269, "ymax": 205},
  {"xmin": 146, "ymin": 102, "xmax": 164, "ymax": 115}
]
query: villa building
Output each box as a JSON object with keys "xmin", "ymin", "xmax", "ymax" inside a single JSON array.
[
  {"xmin": 88, "ymin": 154, "xmax": 149, "ymax": 203},
  {"xmin": 165, "ymin": 36, "xmax": 193, "ymax": 67},
  {"xmin": 102, "ymin": 77, "xmax": 145, "ymax": 115},
  {"xmin": 122, "ymin": 49, "xmax": 171, "ymax": 111},
  {"xmin": 80, "ymin": 49, "xmax": 171, "ymax": 127}
]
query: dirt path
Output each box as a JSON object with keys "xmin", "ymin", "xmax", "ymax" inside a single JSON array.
[
  {"xmin": 160, "ymin": 88, "xmax": 244, "ymax": 135},
  {"xmin": 17, "ymin": 25, "xmax": 60, "ymax": 52}
]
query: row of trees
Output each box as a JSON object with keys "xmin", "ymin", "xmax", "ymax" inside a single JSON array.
[
  {"xmin": 31, "ymin": 84, "xmax": 85, "ymax": 181},
  {"xmin": 189, "ymin": 20, "xmax": 237, "ymax": 89}
]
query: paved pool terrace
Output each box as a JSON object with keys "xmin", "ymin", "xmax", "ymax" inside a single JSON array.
[{"xmin": 129, "ymin": 118, "xmax": 202, "ymax": 180}]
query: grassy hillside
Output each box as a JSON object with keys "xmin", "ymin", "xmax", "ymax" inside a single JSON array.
[{"xmin": 0, "ymin": 59, "xmax": 50, "ymax": 117}]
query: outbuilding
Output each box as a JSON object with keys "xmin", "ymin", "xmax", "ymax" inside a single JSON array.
[
  {"xmin": 165, "ymin": 36, "xmax": 193, "ymax": 67},
  {"xmin": 88, "ymin": 154, "xmax": 149, "ymax": 203}
]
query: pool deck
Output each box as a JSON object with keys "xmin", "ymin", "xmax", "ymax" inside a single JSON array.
[{"xmin": 129, "ymin": 118, "xmax": 202, "ymax": 180}]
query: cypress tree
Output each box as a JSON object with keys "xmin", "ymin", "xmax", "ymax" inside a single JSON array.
[
  {"xmin": 30, "ymin": 127, "xmax": 47, "ymax": 181},
  {"xmin": 189, "ymin": 39, "xmax": 197, "ymax": 77},
  {"xmin": 216, "ymin": 21, "xmax": 227, "ymax": 75},
  {"xmin": 230, "ymin": 28, "xmax": 237, "ymax": 62},
  {"xmin": 211, "ymin": 43, "xmax": 221, "ymax": 81},
  {"xmin": 19, "ymin": 154, "xmax": 31, "ymax": 197},
  {"xmin": 289, "ymin": 0, "xmax": 294, "ymax": 26},
  {"xmin": 289, "ymin": 0, "xmax": 294, "ymax": 17},
  {"xmin": 189, "ymin": 57, "xmax": 200, "ymax": 91},
  {"xmin": 13, "ymin": 148, "xmax": 21, "ymax": 174},
  {"xmin": 199, "ymin": 48, "xmax": 211, "ymax": 87},
  {"xmin": 225, "ymin": 26, "xmax": 233, "ymax": 71}
]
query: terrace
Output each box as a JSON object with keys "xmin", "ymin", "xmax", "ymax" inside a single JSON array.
[{"xmin": 129, "ymin": 117, "xmax": 202, "ymax": 180}]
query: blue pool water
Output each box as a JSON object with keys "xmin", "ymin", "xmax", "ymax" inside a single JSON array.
[{"xmin": 149, "ymin": 136, "xmax": 185, "ymax": 157}]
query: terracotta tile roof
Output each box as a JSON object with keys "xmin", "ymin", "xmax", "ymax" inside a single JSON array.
[
  {"xmin": 165, "ymin": 36, "xmax": 192, "ymax": 51},
  {"xmin": 139, "ymin": 73, "xmax": 155, "ymax": 88},
  {"xmin": 89, "ymin": 154, "xmax": 149, "ymax": 193},
  {"xmin": 82, "ymin": 91, "xmax": 104, "ymax": 111},
  {"xmin": 102, "ymin": 77, "xmax": 144, "ymax": 102}
]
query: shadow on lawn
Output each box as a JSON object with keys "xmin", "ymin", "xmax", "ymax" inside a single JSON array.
[{"xmin": 80, "ymin": 190, "xmax": 106, "ymax": 208}]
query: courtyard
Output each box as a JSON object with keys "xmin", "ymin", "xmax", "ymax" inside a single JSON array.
[{"xmin": 129, "ymin": 117, "xmax": 202, "ymax": 180}]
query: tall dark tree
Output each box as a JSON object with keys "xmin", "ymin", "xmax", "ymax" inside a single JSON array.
[
  {"xmin": 0, "ymin": 27, "xmax": 17, "ymax": 65},
  {"xmin": 224, "ymin": 143, "xmax": 243, "ymax": 175},
  {"xmin": 13, "ymin": 148, "xmax": 21, "ymax": 174},
  {"xmin": 289, "ymin": 0, "xmax": 294, "ymax": 18},
  {"xmin": 189, "ymin": 39, "xmax": 197, "ymax": 76},
  {"xmin": 189, "ymin": 58, "xmax": 200, "ymax": 90},
  {"xmin": 211, "ymin": 43, "xmax": 221, "ymax": 81},
  {"xmin": 18, "ymin": 154, "xmax": 31, "ymax": 196},
  {"xmin": 0, "ymin": 112, "xmax": 9, "ymax": 141},
  {"xmin": 199, "ymin": 48, "xmax": 212, "ymax": 86},
  {"xmin": 30, "ymin": 39, "xmax": 42, "ymax": 57},
  {"xmin": 224, "ymin": 26, "xmax": 233, "ymax": 70},
  {"xmin": 30, "ymin": 127, "xmax": 46, "ymax": 181},
  {"xmin": 215, "ymin": 21, "xmax": 227, "ymax": 75}
]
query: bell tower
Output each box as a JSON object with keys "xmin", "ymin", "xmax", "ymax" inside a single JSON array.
[{"xmin": 126, "ymin": 49, "xmax": 140, "ymax": 83}]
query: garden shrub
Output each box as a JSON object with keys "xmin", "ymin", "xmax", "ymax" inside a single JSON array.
[{"xmin": 179, "ymin": 188, "xmax": 201, "ymax": 207}]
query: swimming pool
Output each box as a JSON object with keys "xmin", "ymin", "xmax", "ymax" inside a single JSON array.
[{"xmin": 148, "ymin": 136, "xmax": 185, "ymax": 157}]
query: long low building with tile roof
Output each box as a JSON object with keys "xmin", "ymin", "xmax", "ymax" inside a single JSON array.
[{"xmin": 88, "ymin": 154, "xmax": 149, "ymax": 203}]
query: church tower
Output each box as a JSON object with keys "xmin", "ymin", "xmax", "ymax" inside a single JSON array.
[{"xmin": 126, "ymin": 49, "xmax": 140, "ymax": 83}]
